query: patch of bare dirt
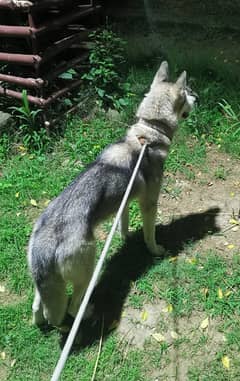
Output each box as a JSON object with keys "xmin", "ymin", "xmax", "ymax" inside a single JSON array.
[
  {"xmin": 0, "ymin": 283, "xmax": 26, "ymax": 306},
  {"xmin": 0, "ymin": 363, "xmax": 8, "ymax": 381},
  {"xmin": 0, "ymin": 352, "xmax": 17, "ymax": 381},
  {"xmin": 118, "ymin": 300, "xmax": 225, "ymax": 380},
  {"xmin": 159, "ymin": 146, "xmax": 240, "ymax": 257},
  {"xmin": 118, "ymin": 301, "xmax": 168, "ymax": 348}
]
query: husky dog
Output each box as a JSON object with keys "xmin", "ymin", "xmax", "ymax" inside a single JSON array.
[{"xmin": 28, "ymin": 61, "xmax": 197, "ymax": 328}]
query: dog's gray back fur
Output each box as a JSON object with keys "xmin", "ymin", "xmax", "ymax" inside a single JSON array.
[{"xmin": 28, "ymin": 62, "xmax": 197, "ymax": 328}]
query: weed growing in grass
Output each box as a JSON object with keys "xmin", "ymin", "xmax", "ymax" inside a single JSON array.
[
  {"xmin": 218, "ymin": 99, "xmax": 240, "ymax": 137},
  {"xmin": 10, "ymin": 90, "xmax": 49, "ymax": 154},
  {"xmin": 179, "ymin": 85, "xmax": 240, "ymax": 157},
  {"xmin": 215, "ymin": 99, "xmax": 240, "ymax": 154}
]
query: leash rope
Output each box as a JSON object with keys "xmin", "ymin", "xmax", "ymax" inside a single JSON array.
[{"xmin": 50, "ymin": 143, "xmax": 147, "ymax": 381}]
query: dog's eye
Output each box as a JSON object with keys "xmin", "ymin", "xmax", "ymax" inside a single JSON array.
[
  {"xmin": 186, "ymin": 87, "xmax": 199, "ymax": 102},
  {"xmin": 186, "ymin": 86, "xmax": 196, "ymax": 97}
]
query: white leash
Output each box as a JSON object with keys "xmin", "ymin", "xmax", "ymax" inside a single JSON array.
[{"xmin": 50, "ymin": 143, "xmax": 147, "ymax": 381}]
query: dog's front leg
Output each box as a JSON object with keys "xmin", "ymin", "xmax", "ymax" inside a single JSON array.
[
  {"xmin": 140, "ymin": 184, "xmax": 165, "ymax": 256},
  {"xmin": 119, "ymin": 204, "xmax": 129, "ymax": 239}
]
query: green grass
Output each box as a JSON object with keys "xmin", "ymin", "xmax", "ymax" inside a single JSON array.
[
  {"xmin": 0, "ymin": 305, "xmax": 144, "ymax": 381},
  {"xmin": 131, "ymin": 252, "xmax": 240, "ymax": 316},
  {"xmin": 1, "ymin": 54, "xmax": 240, "ymax": 380}
]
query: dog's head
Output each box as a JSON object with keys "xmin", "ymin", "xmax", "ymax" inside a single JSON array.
[{"xmin": 136, "ymin": 61, "xmax": 198, "ymax": 125}]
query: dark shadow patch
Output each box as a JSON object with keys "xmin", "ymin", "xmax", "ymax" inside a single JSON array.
[{"xmin": 59, "ymin": 207, "xmax": 220, "ymax": 351}]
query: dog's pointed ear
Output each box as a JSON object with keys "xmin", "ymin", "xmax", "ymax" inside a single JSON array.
[
  {"xmin": 176, "ymin": 70, "xmax": 187, "ymax": 88},
  {"xmin": 151, "ymin": 61, "xmax": 169, "ymax": 88}
]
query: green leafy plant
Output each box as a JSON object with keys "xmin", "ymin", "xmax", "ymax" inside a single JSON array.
[
  {"xmin": 218, "ymin": 99, "xmax": 240, "ymax": 138},
  {"xmin": 201, "ymin": 99, "xmax": 240, "ymax": 156},
  {"xmin": 0, "ymin": 133, "xmax": 10, "ymax": 161},
  {"xmin": 10, "ymin": 90, "xmax": 41, "ymax": 129},
  {"xmin": 58, "ymin": 68, "xmax": 77, "ymax": 80},
  {"xmin": 10, "ymin": 90, "xmax": 49, "ymax": 153},
  {"xmin": 82, "ymin": 29, "xmax": 132, "ymax": 110}
]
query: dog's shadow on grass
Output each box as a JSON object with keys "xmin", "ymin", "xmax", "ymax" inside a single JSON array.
[{"xmin": 60, "ymin": 207, "xmax": 220, "ymax": 350}]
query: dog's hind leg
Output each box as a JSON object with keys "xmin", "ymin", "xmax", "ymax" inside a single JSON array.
[
  {"xmin": 32, "ymin": 287, "xmax": 45, "ymax": 326},
  {"xmin": 38, "ymin": 274, "xmax": 68, "ymax": 328},
  {"xmin": 68, "ymin": 281, "xmax": 94, "ymax": 320},
  {"xmin": 67, "ymin": 243, "xmax": 96, "ymax": 319}
]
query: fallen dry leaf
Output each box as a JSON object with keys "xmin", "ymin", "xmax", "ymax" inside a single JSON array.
[
  {"xmin": 162, "ymin": 304, "xmax": 173, "ymax": 313},
  {"xmin": 229, "ymin": 218, "xmax": 239, "ymax": 225},
  {"xmin": 222, "ymin": 355, "xmax": 230, "ymax": 369},
  {"xmin": 200, "ymin": 317, "xmax": 209, "ymax": 330},
  {"xmin": 0, "ymin": 351, "xmax": 6, "ymax": 360},
  {"xmin": 218, "ymin": 288, "xmax": 223, "ymax": 299},
  {"xmin": 186, "ymin": 257, "xmax": 197, "ymax": 265},
  {"xmin": 169, "ymin": 256, "xmax": 178, "ymax": 262},
  {"xmin": 227, "ymin": 244, "xmax": 235, "ymax": 250},
  {"xmin": 121, "ymin": 311, "xmax": 126, "ymax": 318},
  {"xmin": 141, "ymin": 310, "xmax": 148, "ymax": 321},
  {"xmin": 0, "ymin": 285, "xmax": 5, "ymax": 293},
  {"xmin": 201, "ymin": 288, "xmax": 209, "ymax": 298},
  {"xmin": 17, "ymin": 145, "xmax": 27, "ymax": 153},
  {"xmin": 170, "ymin": 331, "xmax": 179, "ymax": 339},
  {"xmin": 152, "ymin": 333, "xmax": 165, "ymax": 343},
  {"xmin": 30, "ymin": 199, "xmax": 38, "ymax": 207},
  {"xmin": 10, "ymin": 359, "xmax": 16, "ymax": 367},
  {"xmin": 225, "ymin": 290, "xmax": 232, "ymax": 297}
]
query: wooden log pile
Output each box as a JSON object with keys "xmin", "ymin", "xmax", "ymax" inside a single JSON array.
[{"xmin": 0, "ymin": 0, "xmax": 101, "ymax": 108}]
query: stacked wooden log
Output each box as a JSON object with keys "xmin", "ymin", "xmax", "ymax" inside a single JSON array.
[{"xmin": 0, "ymin": 0, "xmax": 101, "ymax": 108}]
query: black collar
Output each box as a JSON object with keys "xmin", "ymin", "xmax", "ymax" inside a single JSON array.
[{"xmin": 138, "ymin": 118, "xmax": 175, "ymax": 141}]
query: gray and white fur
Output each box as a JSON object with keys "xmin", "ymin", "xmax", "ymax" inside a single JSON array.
[{"xmin": 28, "ymin": 61, "xmax": 197, "ymax": 328}]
